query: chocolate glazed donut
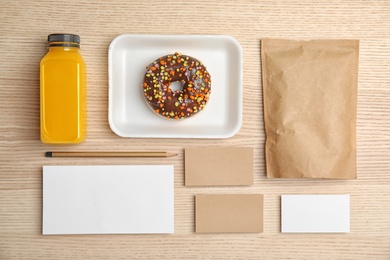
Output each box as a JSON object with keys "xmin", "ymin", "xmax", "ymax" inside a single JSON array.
[{"xmin": 142, "ymin": 52, "xmax": 211, "ymax": 120}]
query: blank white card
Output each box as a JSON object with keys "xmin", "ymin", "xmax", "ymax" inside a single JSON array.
[
  {"xmin": 281, "ymin": 194, "xmax": 350, "ymax": 233},
  {"xmin": 43, "ymin": 165, "xmax": 174, "ymax": 235}
]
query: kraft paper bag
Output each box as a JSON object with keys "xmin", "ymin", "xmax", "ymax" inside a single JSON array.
[{"xmin": 261, "ymin": 39, "xmax": 359, "ymax": 179}]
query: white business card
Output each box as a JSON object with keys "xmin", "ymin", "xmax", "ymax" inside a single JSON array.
[{"xmin": 281, "ymin": 194, "xmax": 350, "ymax": 233}]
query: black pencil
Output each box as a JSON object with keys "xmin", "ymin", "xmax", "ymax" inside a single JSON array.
[{"xmin": 45, "ymin": 151, "xmax": 178, "ymax": 158}]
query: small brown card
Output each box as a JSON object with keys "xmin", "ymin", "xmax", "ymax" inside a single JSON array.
[
  {"xmin": 185, "ymin": 147, "xmax": 253, "ymax": 186},
  {"xmin": 195, "ymin": 194, "xmax": 263, "ymax": 233}
]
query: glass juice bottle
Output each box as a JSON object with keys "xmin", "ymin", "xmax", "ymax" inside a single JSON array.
[{"xmin": 40, "ymin": 34, "xmax": 86, "ymax": 143}]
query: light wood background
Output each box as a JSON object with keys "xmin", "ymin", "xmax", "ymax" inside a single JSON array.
[{"xmin": 1, "ymin": 0, "xmax": 389, "ymax": 259}]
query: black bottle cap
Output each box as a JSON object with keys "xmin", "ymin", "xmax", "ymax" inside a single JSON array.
[{"xmin": 48, "ymin": 34, "xmax": 80, "ymax": 44}]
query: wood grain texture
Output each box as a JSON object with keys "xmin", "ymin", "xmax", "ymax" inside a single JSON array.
[{"xmin": 0, "ymin": 0, "xmax": 389, "ymax": 259}]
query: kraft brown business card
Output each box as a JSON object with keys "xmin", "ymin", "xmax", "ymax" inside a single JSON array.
[
  {"xmin": 195, "ymin": 194, "xmax": 263, "ymax": 233},
  {"xmin": 185, "ymin": 147, "xmax": 253, "ymax": 186}
]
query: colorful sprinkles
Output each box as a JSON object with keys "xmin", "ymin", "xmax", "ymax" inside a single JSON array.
[{"xmin": 142, "ymin": 52, "xmax": 211, "ymax": 120}]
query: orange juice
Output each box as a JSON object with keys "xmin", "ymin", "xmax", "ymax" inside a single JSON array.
[{"xmin": 40, "ymin": 34, "xmax": 86, "ymax": 143}]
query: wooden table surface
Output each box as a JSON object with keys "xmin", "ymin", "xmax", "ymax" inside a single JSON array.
[{"xmin": 1, "ymin": 0, "xmax": 390, "ymax": 259}]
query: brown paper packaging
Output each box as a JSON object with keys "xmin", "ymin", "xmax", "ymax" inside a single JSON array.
[{"xmin": 261, "ymin": 39, "xmax": 359, "ymax": 179}]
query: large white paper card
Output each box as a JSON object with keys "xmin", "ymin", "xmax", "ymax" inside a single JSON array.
[
  {"xmin": 43, "ymin": 165, "xmax": 174, "ymax": 235},
  {"xmin": 281, "ymin": 194, "xmax": 350, "ymax": 233}
]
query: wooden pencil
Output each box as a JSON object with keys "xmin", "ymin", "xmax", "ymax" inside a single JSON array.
[{"xmin": 45, "ymin": 151, "xmax": 178, "ymax": 158}]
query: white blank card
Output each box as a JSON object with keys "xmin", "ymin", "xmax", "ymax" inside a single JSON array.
[
  {"xmin": 43, "ymin": 165, "xmax": 174, "ymax": 235},
  {"xmin": 281, "ymin": 194, "xmax": 350, "ymax": 233}
]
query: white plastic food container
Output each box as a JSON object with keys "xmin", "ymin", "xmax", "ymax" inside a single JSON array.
[{"xmin": 108, "ymin": 34, "xmax": 243, "ymax": 138}]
